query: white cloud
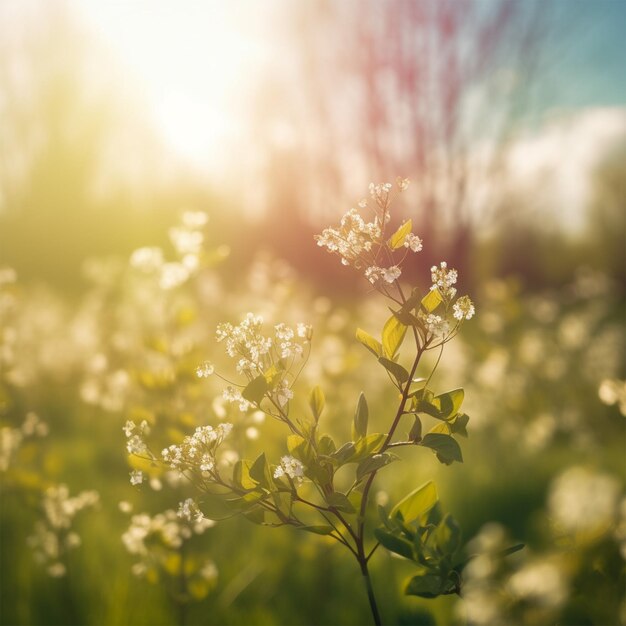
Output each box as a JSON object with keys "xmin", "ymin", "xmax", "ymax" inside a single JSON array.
[{"xmin": 504, "ymin": 108, "xmax": 626, "ymax": 231}]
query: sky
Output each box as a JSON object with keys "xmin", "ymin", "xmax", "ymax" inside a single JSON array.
[{"xmin": 1, "ymin": 0, "xmax": 624, "ymax": 228}]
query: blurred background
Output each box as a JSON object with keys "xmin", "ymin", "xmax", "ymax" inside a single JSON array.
[{"xmin": 0, "ymin": 1, "xmax": 624, "ymax": 625}]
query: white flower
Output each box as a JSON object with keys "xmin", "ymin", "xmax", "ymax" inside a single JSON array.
[
  {"xmin": 126, "ymin": 435, "xmax": 147, "ymax": 455},
  {"xmin": 431, "ymin": 261, "xmax": 458, "ymax": 299},
  {"xmin": 365, "ymin": 266, "xmax": 382, "ymax": 284},
  {"xmin": 453, "ymin": 296, "xmax": 476, "ymax": 321},
  {"xmin": 274, "ymin": 455, "xmax": 305, "ymax": 483},
  {"xmin": 130, "ymin": 470, "xmax": 144, "ymax": 486},
  {"xmin": 195, "ymin": 361, "xmax": 215, "ymax": 378},
  {"xmin": 223, "ymin": 386, "xmax": 254, "ymax": 412},
  {"xmin": 177, "ymin": 498, "xmax": 204, "ymax": 523},
  {"xmin": 403, "ymin": 233, "xmax": 423, "ymax": 252},
  {"xmin": 422, "ymin": 313, "xmax": 450, "ymax": 337},
  {"xmin": 382, "ymin": 266, "xmax": 401, "ymax": 283},
  {"xmin": 123, "ymin": 420, "xmax": 135, "ymax": 437}
]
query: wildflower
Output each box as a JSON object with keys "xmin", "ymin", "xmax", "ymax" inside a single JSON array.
[
  {"xmin": 430, "ymin": 262, "xmax": 458, "ymax": 299},
  {"xmin": 421, "ymin": 313, "xmax": 450, "ymax": 337},
  {"xmin": 296, "ymin": 323, "xmax": 312, "ymax": 339},
  {"xmin": 403, "ymin": 233, "xmax": 423, "ymax": 252},
  {"xmin": 223, "ymin": 386, "xmax": 254, "ymax": 412},
  {"xmin": 365, "ymin": 266, "xmax": 383, "ymax": 284},
  {"xmin": 382, "ymin": 266, "xmax": 401, "ymax": 283},
  {"xmin": 453, "ymin": 296, "xmax": 476, "ymax": 321},
  {"xmin": 126, "ymin": 435, "xmax": 147, "ymax": 455},
  {"xmin": 130, "ymin": 470, "xmax": 144, "ymax": 486},
  {"xmin": 274, "ymin": 455, "xmax": 305, "ymax": 483},
  {"xmin": 196, "ymin": 361, "xmax": 215, "ymax": 378},
  {"xmin": 123, "ymin": 420, "xmax": 135, "ymax": 437},
  {"xmin": 315, "ymin": 208, "xmax": 382, "ymax": 267},
  {"xmin": 177, "ymin": 498, "xmax": 204, "ymax": 523}
]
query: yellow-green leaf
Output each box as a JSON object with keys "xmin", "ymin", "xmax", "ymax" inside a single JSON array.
[
  {"xmin": 421, "ymin": 288, "xmax": 443, "ymax": 313},
  {"xmin": 382, "ymin": 314, "xmax": 407, "ymax": 358},
  {"xmin": 309, "ymin": 386, "xmax": 325, "ymax": 421},
  {"xmin": 391, "ymin": 481, "xmax": 438, "ymax": 523},
  {"xmin": 356, "ymin": 328, "xmax": 383, "ymax": 358},
  {"xmin": 388, "ymin": 219, "xmax": 413, "ymax": 250}
]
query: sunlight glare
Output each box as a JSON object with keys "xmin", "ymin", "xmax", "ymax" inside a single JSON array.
[{"xmin": 74, "ymin": 0, "xmax": 278, "ymax": 173}]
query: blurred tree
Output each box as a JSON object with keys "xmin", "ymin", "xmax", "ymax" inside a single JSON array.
[{"xmin": 255, "ymin": 0, "xmax": 548, "ymax": 289}]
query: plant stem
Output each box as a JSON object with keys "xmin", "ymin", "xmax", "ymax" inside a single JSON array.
[{"xmin": 358, "ymin": 549, "xmax": 382, "ymax": 626}]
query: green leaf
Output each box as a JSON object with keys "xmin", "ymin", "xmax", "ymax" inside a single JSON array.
[
  {"xmin": 243, "ymin": 506, "xmax": 266, "ymax": 525},
  {"xmin": 352, "ymin": 433, "xmax": 386, "ymax": 459},
  {"xmin": 332, "ymin": 442, "xmax": 356, "ymax": 465},
  {"xmin": 326, "ymin": 492, "xmax": 356, "ymax": 513},
  {"xmin": 318, "ymin": 435, "xmax": 336, "ymax": 456},
  {"xmin": 233, "ymin": 460, "xmax": 257, "ymax": 490},
  {"xmin": 433, "ymin": 514, "xmax": 461, "ymax": 555},
  {"xmin": 409, "ymin": 416, "xmax": 423, "ymax": 442},
  {"xmin": 405, "ymin": 574, "xmax": 446, "ymax": 598},
  {"xmin": 378, "ymin": 357, "xmax": 410, "ymax": 385},
  {"xmin": 272, "ymin": 491, "xmax": 293, "ymax": 517},
  {"xmin": 449, "ymin": 412, "xmax": 469, "ymax": 437},
  {"xmin": 391, "ymin": 481, "xmax": 439, "ymax": 524},
  {"xmin": 242, "ymin": 375, "xmax": 269, "ymax": 404},
  {"xmin": 382, "ymin": 314, "xmax": 408, "ymax": 358},
  {"xmin": 420, "ymin": 434, "xmax": 463, "ymax": 464},
  {"xmin": 309, "ymin": 386, "xmax": 325, "ymax": 421},
  {"xmin": 331, "ymin": 434, "xmax": 385, "ymax": 465},
  {"xmin": 421, "ymin": 288, "xmax": 443, "ymax": 313},
  {"xmin": 388, "ymin": 219, "xmax": 413, "ymax": 250},
  {"xmin": 374, "ymin": 528, "xmax": 414, "ymax": 560},
  {"xmin": 249, "ymin": 453, "xmax": 273, "ymax": 488},
  {"xmin": 428, "ymin": 422, "xmax": 451, "ymax": 435},
  {"xmin": 356, "ymin": 453, "xmax": 396, "ymax": 480},
  {"xmin": 352, "ymin": 392, "xmax": 369, "ymax": 440},
  {"xmin": 434, "ymin": 388, "xmax": 464, "ymax": 419},
  {"xmin": 356, "ymin": 328, "xmax": 382, "ymax": 358},
  {"xmin": 299, "ymin": 525, "xmax": 334, "ymax": 535}
]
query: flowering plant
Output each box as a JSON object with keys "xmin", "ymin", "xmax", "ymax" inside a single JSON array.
[{"xmin": 126, "ymin": 179, "xmax": 477, "ymax": 625}]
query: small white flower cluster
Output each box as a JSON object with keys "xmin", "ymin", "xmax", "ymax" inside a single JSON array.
[
  {"xmin": 124, "ymin": 419, "xmax": 151, "ymax": 457},
  {"xmin": 421, "ymin": 313, "xmax": 450, "ymax": 337},
  {"xmin": 207, "ymin": 314, "xmax": 311, "ymax": 412},
  {"xmin": 122, "ymin": 507, "xmax": 215, "ymax": 577},
  {"xmin": 177, "ymin": 497, "xmax": 206, "ymax": 523},
  {"xmin": 273, "ymin": 455, "xmax": 305, "ymax": 484},
  {"xmin": 195, "ymin": 360, "xmax": 215, "ymax": 378},
  {"xmin": 453, "ymin": 295, "xmax": 476, "ymax": 321},
  {"xmin": 129, "ymin": 210, "xmax": 209, "ymax": 290},
  {"xmin": 27, "ymin": 484, "xmax": 99, "ymax": 577},
  {"xmin": 365, "ymin": 265, "xmax": 402, "ymax": 285},
  {"xmin": 430, "ymin": 262, "xmax": 458, "ymax": 300},
  {"xmin": 316, "ymin": 179, "xmax": 420, "ymax": 287},
  {"xmin": 0, "ymin": 412, "xmax": 48, "ymax": 472},
  {"xmin": 161, "ymin": 423, "xmax": 233, "ymax": 475},
  {"xmin": 418, "ymin": 264, "xmax": 475, "ymax": 337}
]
